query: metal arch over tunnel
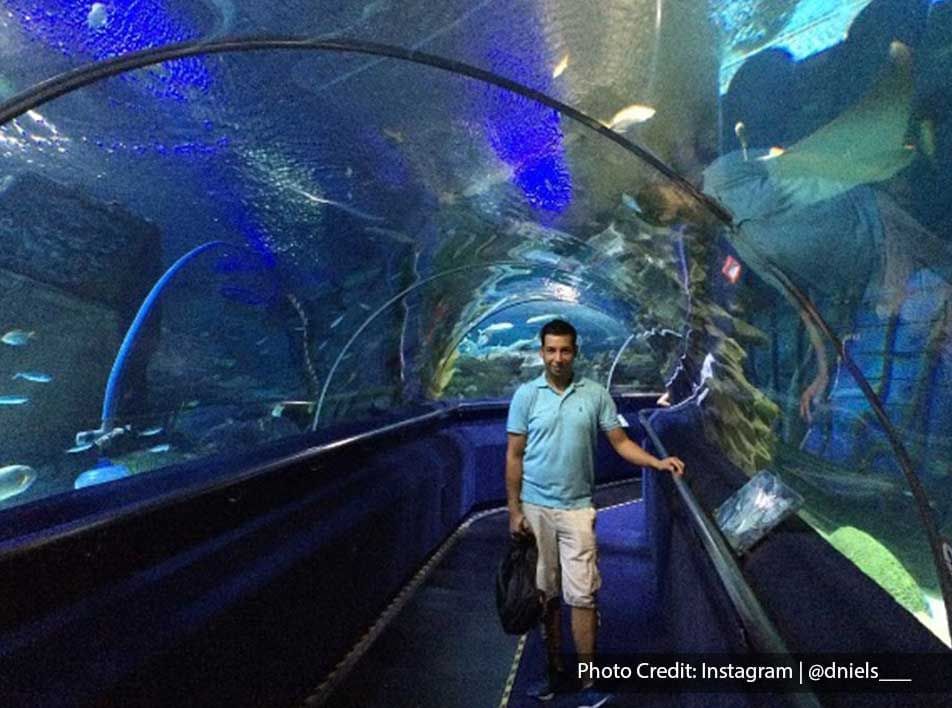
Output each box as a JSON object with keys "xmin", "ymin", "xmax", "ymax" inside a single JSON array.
[
  {"xmin": 313, "ymin": 259, "xmax": 658, "ymax": 428},
  {"xmin": 0, "ymin": 36, "xmax": 733, "ymax": 226}
]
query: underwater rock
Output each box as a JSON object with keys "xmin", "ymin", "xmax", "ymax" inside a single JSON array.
[
  {"xmin": 0, "ymin": 172, "xmax": 162, "ymax": 312},
  {"xmin": 0, "ymin": 172, "xmax": 162, "ymax": 420}
]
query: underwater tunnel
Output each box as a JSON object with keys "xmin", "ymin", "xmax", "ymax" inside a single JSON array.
[{"xmin": 1, "ymin": 1, "xmax": 952, "ymax": 706}]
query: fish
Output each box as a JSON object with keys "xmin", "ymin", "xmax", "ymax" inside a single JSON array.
[
  {"xmin": 621, "ymin": 193, "xmax": 641, "ymax": 213},
  {"xmin": 138, "ymin": 426, "xmax": 163, "ymax": 437},
  {"xmin": 66, "ymin": 442, "xmax": 94, "ymax": 454},
  {"xmin": 12, "ymin": 371, "xmax": 52, "ymax": 383},
  {"xmin": 382, "ymin": 127, "xmax": 405, "ymax": 144},
  {"xmin": 482, "ymin": 322, "xmax": 514, "ymax": 334},
  {"xmin": 765, "ymin": 41, "xmax": 916, "ymax": 200},
  {"xmin": 330, "ymin": 314, "xmax": 345, "ymax": 329},
  {"xmin": 0, "ymin": 464, "xmax": 36, "ymax": 502},
  {"xmin": 364, "ymin": 226, "xmax": 415, "ymax": 244},
  {"xmin": 526, "ymin": 314, "xmax": 559, "ymax": 325},
  {"xmin": 552, "ymin": 54, "xmax": 569, "ymax": 79},
  {"xmin": 291, "ymin": 185, "xmax": 384, "ymax": 223},
  {"xmin": 606, "ymin": 104, "xmax": 656, "ymax": 132},
  {"xmin": 148, "ymin": 444, "xmax": 171, "ymax": 453},
  {"xmin": 2, "ymin": 329, "xmax": 35, "ymax": 346},
  {"xmin": 74, "ymin": 461, "xmax": 130, "ymax": 489},
  {"xmin": 87, "ymin": 3, "xmax": 108, "ymax": 30},
  {"xmin": 0, "ymin": 395, "xmax": 28, "ymax": 405},
  {"xmin": 756, "ymin": 147, "xmax": 786, "ymax": 161}
]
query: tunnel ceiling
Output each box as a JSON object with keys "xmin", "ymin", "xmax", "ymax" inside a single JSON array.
[
  {"xmin": 0, "ymin": 0, "xmax": 896, "ymax": 410},
  {"xmin": 0, "ymin": 1, "xmax": 739, "ymax": 401}
]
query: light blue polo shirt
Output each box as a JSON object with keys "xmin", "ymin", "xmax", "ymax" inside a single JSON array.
[{"xmin": 506, "ymin": 374, "xmax": 620, "ymax": 509}]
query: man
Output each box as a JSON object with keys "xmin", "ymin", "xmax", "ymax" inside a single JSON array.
[{"xmin": 506, "ymin": 319, "xmax": 685, "ymax": 704}]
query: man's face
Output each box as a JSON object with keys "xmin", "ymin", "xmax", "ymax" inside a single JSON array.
[{"xmin": 541, "ymin": 333, "xmax": 576, "ymax": 379}]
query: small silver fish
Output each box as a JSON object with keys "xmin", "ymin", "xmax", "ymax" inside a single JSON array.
[
  {"xmin": 482, "ymin": 322, "xmax": 514, "ymax": 334},
  {"xmin": 607, "ymin": 104, "xmax": 656, "ymax": 131},
  {"xmin": 330, "ymin": 314, "xmax": 344, "ymax": 329},
  {"xmin": 12, "ymin": 371, "xmax": 52, "ymax": 383},
  {"xmin": 0, "ymin": 464, "xmax": 36, "ymax": 502},
  {"xmin": 621, "ymin": 193, "xmax": 642, "ymax": 213},
  {"xmin": 364, "ymin": 226, "xmax": 415, "ymax": 244},
  {"xmin": 2, "ymin": 329, "xmax": 35, "ymax": 346},
  {"xmin": 148, "ymin": 444, "xmax": 171, "ymax": 453},
  {"xmin": 66, "ymin": 442, "xmax": 94, "ymax": 454},
  {"xmin": 0, "ymin": 395, "xmax": 28, "ymax": 405},
  {"xmin": 526, "ymin": 314, "xmax": 559, "ymax": 324},
  {"xmin": 138, "ymin": 426, "xmax": 163, "ymax": 437},
  {"xmin": 87, "ymin": 2, "xmax": 108, "ymax": 30}
]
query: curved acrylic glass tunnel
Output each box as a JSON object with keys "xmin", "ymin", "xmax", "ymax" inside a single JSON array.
[
  {"xmin": 0, "ymin": 29, "xmax": 950, "ymax": 647},
  {"xmin": 0, "ymin": 42, "xmax": 700, "ymax": 510}
]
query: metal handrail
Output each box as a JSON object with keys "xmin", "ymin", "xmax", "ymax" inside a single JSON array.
[{"xmin": 638, "ymin": 407, "xmax": 823, "ymax": 708}]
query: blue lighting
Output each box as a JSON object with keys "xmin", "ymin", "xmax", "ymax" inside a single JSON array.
[
  {"xmin": 8, "ymin": 0, "xmax": 212, "ymax": 101},
  {"xmin": 482, "ymin": 48, "xmax": 572, "ymax": 213}
]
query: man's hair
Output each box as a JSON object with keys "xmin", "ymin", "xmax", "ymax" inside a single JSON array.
[{"xmin": 539, "ymin": 319, "xmax": 577, "ymax": 349}]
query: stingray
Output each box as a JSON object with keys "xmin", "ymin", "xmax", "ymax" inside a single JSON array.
[
  {"xmin": 763, "ymin": 41, "xmax": 918, "ymax": 203},
  {"xmin": 700, "ymin": 41, "xmax": 946, "ymax": 421}
]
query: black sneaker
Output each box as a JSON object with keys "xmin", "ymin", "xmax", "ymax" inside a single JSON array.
[{"xmin": 526, "ymin": 669, "xmax": 568, "ymax": 702}]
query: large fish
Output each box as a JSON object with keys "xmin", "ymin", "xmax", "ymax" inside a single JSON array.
[
  {"xmin": 606, "ymin": 104, "xmax": 657, "ymax": 132},
  {"xmin": 0, "ymin": 464, "xmax": 36, "ymax": 502},
  {"xmin": 2, "ymin": 330, "xmax": 35, "ymax": 346},
  {"xmin": 12, "ymin": 371, "xmax": 52, "ymax": 383}
]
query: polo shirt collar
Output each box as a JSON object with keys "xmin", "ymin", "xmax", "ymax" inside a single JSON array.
[{"xmin": 534, "ymin": 374, "xmax": 584, "ymax": 391}]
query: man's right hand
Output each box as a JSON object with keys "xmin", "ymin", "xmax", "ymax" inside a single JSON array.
[{"xmin": 509, "ymin": 510, "xmax": 531, "ymax": 538}]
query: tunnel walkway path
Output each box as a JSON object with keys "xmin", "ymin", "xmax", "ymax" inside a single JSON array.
[{"xmin": 313, "ymin": 479, "xmax": 674, "ymax": 708}]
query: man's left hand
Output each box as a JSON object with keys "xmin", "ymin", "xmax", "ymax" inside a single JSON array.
[{"xmin": 654, "ymin": 456, "xmax": 685, "ymax": 477}]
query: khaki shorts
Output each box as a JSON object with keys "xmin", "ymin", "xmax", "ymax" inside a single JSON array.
[{"xmin": 522, "ymin": 503, "xmax": 601, "ymax": 608}]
